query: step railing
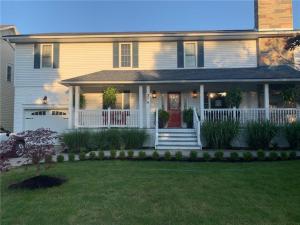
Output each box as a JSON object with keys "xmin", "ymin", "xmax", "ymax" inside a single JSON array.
[
  {"xmin": 193, "ymin": 107, "xmax": 201, "ymax": 147},
  {"xmin": 155, "ymin": 108, "xmax": 159, "ymax": 148}
]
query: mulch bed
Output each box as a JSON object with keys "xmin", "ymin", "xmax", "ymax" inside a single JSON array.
[{"xmin": 9, "ymin": 175, "xmax": 66, "ymax": 190}]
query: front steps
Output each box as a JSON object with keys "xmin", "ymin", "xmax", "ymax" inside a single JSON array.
[{"xmin": 155, "ymin": 129, "xmax": 202, "ymax": 150}]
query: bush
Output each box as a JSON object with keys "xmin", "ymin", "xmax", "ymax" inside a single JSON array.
[
  {"xmin": 152, "ymin": 151, "xmax": 160, "ymax": 160},
  {"xmin": 280, "ymin": 151, "xmax": 289, "ymax": 160},
  {"xmin": 189, "ymin": 151, "xmax": 198, "ymax": 161},
  {"xmin": 127, "ymin": 150, "xmax": 134, "ymax": 159},
  {"xmin": 183, "ymin": 108, "xmax": 193, "ymax": 128},
  {"xmin": 158, "ymin": 109, "xmax": 169, "ymax": 128},
  {"xmin": 283, "ymin": 122, "xmax": 300, "ymax": 149},
  {"xmin": 89, "ymin": 151, "xmax": 96, "ymax": 160},
  {"xmin": 120, "ymin": 129, "xmax": 148, "ymax": 149},
  {"xmin": 203, "ymin": 152, "xmax": 211, "ymax": 162},
  {"xmin": 119, "ymin": 150, "xmax": 126, "ymax": 160},
  {"xmin": 45, "ymin": 154, "xmax": 53, "ymax": 164},
  {"xmin": 110, "ymin": 150, "xmax": 116, "ymax": 159},
  {"xmin": 97, "ymin": 151, "xmax": 104, "ymax": 160},
  {"xmin": 57, "ymin": 154, "xmax": 64, "ymax": 163},
  {"xmin": 246, "ymin": 121, "xmax": 278, "ymax": 150},
  {"xmin": 243, "ymin": 152, "xmax": 253, "ymax": 162},
  {"xmin": 214, "ymin": 151, "xmax": 224, "ymax": 161},
  {"xmin": 269, "ymin": 151, "xmax": 279, "ymax": 161},
  {"xmin": 289, "ymin": 151, "xmax": 297, "ymax": 160},
  {"xmin": 62, "ymin": 130, "xmax": 91, "ymax": 153},
  {"xmin": 230, "ymin": 152, "xmax": 239, "ymax": 162},
  {"xmin": 175, "ymin": 151, "xmax": 183, "ymax": 161},
  {"xmin": 164, "ymin": 151, "xmax": 172, "ymax": 161},
  {"xmin": 79, "ymin": 152, "xmax": 86, "ymax": 161},
  {"xmin": 68, "ymin": 153, "xmax": 75, "ymax": 162},
  {"xmin": 202, "ymin": 120, "xmax": 240, "ymax": 149},
  {"xmin": 257, "ymin": 149, "xmax": 265, "ymax": 161},
  {"xmin": 138, "ymin": 151, "xmax": 146, "ymax": 160}
]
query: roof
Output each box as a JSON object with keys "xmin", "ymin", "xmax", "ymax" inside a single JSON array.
[
  {"xmin": 4, "ymin": 29, "xmax": 300, "ymax": 43},
  {"xmin": 61, "ymin": 66, "xmax": 300, "ymax": 85},
  {"xmin": 0, "ymin": 25, "xmax": 18, "ymax": 35}
]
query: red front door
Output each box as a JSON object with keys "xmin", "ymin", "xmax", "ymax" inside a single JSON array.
[{"xmin": 168, "ymin": 93, "xmax": 181, "ymax": 128}]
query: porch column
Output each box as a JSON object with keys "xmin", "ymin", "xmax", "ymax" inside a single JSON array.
[
  {"xmin": 200, "ymin": 84, "xmax": 205, "ymax": 121},
  {"xmin": 74, "ymin": 86, "xmax": 80, "ymax": 128},
  {"xmin": 146, "ymin": 85, "xmax": 151, "ymax": 128},
  {"xmin": 139, "ymin": 85, "xmax": 144, "ymax": 128},
  {"xmin": 68, "ymin": 86, "xmax": 74, "ymax": 129},
  {"xmin": 264, "ymin": 83, "xmax": 270, "ymax": 120}
]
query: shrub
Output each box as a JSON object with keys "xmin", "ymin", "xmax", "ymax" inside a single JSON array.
[
  {"xmin": 230, "ymin": 152, "xmax": 239, "ymax": 162},
  {"xmin": 283, "ymin": 122, "xmax": 300, "ymax": 149},
  {"xmin": 62, "ymin": 130, "xmax": 91, "ymax": 153},
  {"xmin": 269, "ymin": 151, "xmax": 279, "ymax": 161},
  {"xmin": 68, "ymin": 153, "xmax": 75, "ymax": 162},
  {"xmin": 57, "ymin": 154, "xmax": 64, "ymax": 163},
  {"xmin": 110, "ymin": 150, "xmax": 116, "ymax": 159},
  {"xmin": 120, "ymin": 129, "xmax": 148, "ymax": 149},
  {"xmin": 97, "ymin": 151, "xmax": 104, "ymax": 160},
  {"xmin": 45, "ymin": 154, "xmax": 53, "ymax": 164},
  {"xmin": 202, "ymin": 120, "xmax": 240, "ymax": 149},
  {"xmin": 246, "ymin": 121, "xmax": 278, "ymax": 150},
  {"xmin": 243, "ymin": 152, "xmax": 253, "ymax": 162},
  {"xmin": 203, "ymin": 152, "xmax": 211, "ymax": 162},
  {"xmin": 289, "ymin": 151, "xmax": 297, "ymax": 160},
  {"xmin": 164, "ymin": 151, "xmax": 172, "ymax": 161},
  {"xmin": 158, "ymin": 109, "xmax": 169, "ymax": 128},
  {"xmin": 214, "ymin": 151, "xmax": 224, "ymax": 161},
  {"xmin": 89, "ymin": 151, "xmax": 96, "ymax": 160},
  {"xmin": 183, "ymin": 108, "xmax": 193, "ymax": 128},
  {"xmin": 119, "ymin": 150, "xmax": 126, "ymax": 160},
  {"xmin": 280, "ymin": 151, "xmax": 289, "ymax": 160},
  {"xmin": 79, "ymin": 152, "xmax": 86, "ymax": 161},
  {"xmin": 175, "ymin": 151, "xmax": 183, "ymax": 161},
  {"xmin": 257, "ymin": 149, "xmax": 265, "ymax": 161},
  {"xmin": 127, "ymin": 150, "xmax": 134, "ymax": 159},
  {"xmin": 152, "ymin": 151, "xmax": 160, "ymax": 160},
  {"xmin": 138, "ymin": 151, "xmax": 146, "ymax": 160},
  {"xmin": 189, "ymin": 151, "xmax": 197, "ymax": 161}
]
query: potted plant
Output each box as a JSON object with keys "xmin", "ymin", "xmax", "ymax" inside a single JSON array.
[
  {"xmin": 225, "ymin": 88, "xmax": 242, "ymax": 108},
  {"xmin": 183, "ymin": 108, "xmax": 193, "ymax": 128},
  {"xmin": 158, "ymin": 109, "xmax": 169, "ymax": 128},
  {"xmin": 281, "ymin": 85, "xmax": 299, "ymax": 107},
  {"xmin": 103, "ymin": 87, "xmax": 117, "ymax": 109}
]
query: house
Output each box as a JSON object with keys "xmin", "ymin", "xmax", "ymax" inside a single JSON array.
[
  {"xmin": 3, "ymin": 0, "xmax": 300, "ymax": 149},
  {"xmin": 0, "ymin": 25, "xmax": 18, "ymax": 132}
]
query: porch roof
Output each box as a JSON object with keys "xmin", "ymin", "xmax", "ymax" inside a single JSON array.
[{"xmin": 61, "ymin": 66, "xmax": 300, "ymax": 85}]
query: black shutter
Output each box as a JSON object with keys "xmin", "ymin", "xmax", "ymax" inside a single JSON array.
[
  {"xmin": 132, "ymin": 42, "xmax": 139, "ymax": 68},
  {"xmin": 34, "ymin": 43, "xmax": 41, "ymax": 69},
  {"xmin": 177, "ymin": 41, "xmax": 184, "ymax": 68},
  {"xmin": 53, "ymin": 43, "xmax": 60, "ymax": 68},
  {"xmin": 197, "ymin": 41, "xmax": 204, "ymax": 67},
  {"xmin": 113, "ymin": 42, "xmax": 119, "ymax": 68}
]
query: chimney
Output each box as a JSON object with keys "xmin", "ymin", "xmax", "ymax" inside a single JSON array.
[{"xmin": 254, "ymin": 0, "xmax": 293, "ymax": 31}]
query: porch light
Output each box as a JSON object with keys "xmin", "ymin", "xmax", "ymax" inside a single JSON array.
[
  {"xmin": 152, "ymin": 91, "xmax": 157, "ymax": 98},
  {"xmin": 219, "ymin": 92, "xmax": 227, "ymax": 97},
  {"xmin": 209, "ymin": 93, "xmax": 216, "ymax": 99},
  {"xmin": 192, "ymin": 90, "xmax": 197, "ymax": 98},
  {"xmin": 42, "ymin": 96, "xmax": 48, "ymax": 104}
]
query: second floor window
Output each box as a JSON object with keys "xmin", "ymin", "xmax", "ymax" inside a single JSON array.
[
  {"xmin": 41, "ymin": 44, "xmax": 53, "ymax": 68},
  {"xmin": 184, "ymin": 42, "xmax": 197, "ymax": 68},
  {"xmin": 120, "ymin": 43, "xmax": 132, "ymax": 67},
  {"xmin": 7, "ymin": 65, "xmax": 12, "ymax": 82}
]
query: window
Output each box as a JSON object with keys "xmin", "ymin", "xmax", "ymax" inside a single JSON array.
[
  {"xmin": 7, "ymin": 65, "xmax": 12, "ymax": 82},
  {"xmin": 115, "ymin": 91, "xmax": 130, "ymax": 109},
  {"xmin": 31, "ymin": 111, "xmax": 46, "ymax": 116},
  {"xmin": 51, "ymin": 111, "xmax": 67, "ymax": 116},
  {"xmin": 120, "ymin": 43, "xmax": 132, "ymax": 67},
  {"xmin": 41, "ymin": 44, "xmax": 53, "ymax": 68},
  {"xmin": 184, "ymin": 42, "xmax": 197, "ymax": 68}
]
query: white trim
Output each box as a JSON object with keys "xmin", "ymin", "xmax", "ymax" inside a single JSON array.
[
  {"xmin": 22, "ymin": 104, "xmax": 68, "ymax": 110},
  {"xmin": 184, "ymin": 41, "xmax": 197, "ymax": 68},
  {"xmin": 40, "ymin": 44, "xmax": 54, "ymax": 69},
  {"xmin": 119, "ymin": 43, "xmax": 133, "ymax": 68}
]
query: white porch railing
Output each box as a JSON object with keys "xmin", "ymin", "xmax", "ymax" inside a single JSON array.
[
  {"xmin": 193, "ymin": 108, "xmax": 201, "ymax": 146},
  {"xmin": 155, "ymin": 108, "xmax": 159, "ymax": 147},
  {"xmin": 78, "ymin": 109, "xmax": 139, "ymax": 128},
  {"xmin": 202, "ymin": 108, "xmax": 300, "ymax": 126}
]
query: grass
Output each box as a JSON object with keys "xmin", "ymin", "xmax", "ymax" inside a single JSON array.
[{"xmin": 1, "ymin": 161, "xmax": 300, "ymax": 225}]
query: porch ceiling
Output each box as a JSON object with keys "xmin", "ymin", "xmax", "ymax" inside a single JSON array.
[{"xmin": 61, "ymin": 66, "xmax": 300, "ymax": 86}]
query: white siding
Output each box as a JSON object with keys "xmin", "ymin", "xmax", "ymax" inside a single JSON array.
[{"xmin": 204, "ymin": 40, "xmax": 257, "ymax": 68}]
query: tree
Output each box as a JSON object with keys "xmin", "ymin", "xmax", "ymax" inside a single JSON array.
[
  {"xmin": 225, "ymin": 88, "xmax": 242, "ymax": 108},
  {"xmin": 285, "ymin": 35, "xmax": 300, "ymax": 51}
]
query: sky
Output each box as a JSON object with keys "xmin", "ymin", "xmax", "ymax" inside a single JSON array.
[{"xmin": 1, "ymin": 0, "xmax": 300, "ymax": 34}]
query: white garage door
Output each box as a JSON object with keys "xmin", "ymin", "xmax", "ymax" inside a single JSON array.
[{"xmin": 24, "ymin": 109, "xmax": 68, "ymax": 133}]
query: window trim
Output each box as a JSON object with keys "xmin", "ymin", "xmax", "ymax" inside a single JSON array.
[
  {"xmin": 184, "ymin": 42, "xmax": 198, "ymax": 68},
  {"xmin": 40, "ymin": 44, "xmax": 54, "ymax": 68},
  {"xmin": 6, "ymin": 64, "xmax": 13, "ymax": 82},
  {"xmin": 119, "ymin": 43, "xmax": 133, "ymax": 68}
]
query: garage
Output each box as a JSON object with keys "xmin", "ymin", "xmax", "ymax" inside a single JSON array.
[{"xmin": 24, "ymin": 109, "xmax": 68, "ymax": 133}]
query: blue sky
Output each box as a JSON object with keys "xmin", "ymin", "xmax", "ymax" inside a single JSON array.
[{"xmin": 1, "ymin": 0, "xmax": 300, "ymax": 34}]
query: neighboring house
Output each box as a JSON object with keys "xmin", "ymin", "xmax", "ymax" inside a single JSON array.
[
  {"xmin": 0, "ymin": 25, "xmax": 18, "ymax": 132},
  {"xmin": 4, "ymin": 0, "xmax": 300, "ymax": 149}
]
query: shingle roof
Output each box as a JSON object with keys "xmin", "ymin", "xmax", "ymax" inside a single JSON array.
[{"xmin": 61, "ymin": 66, "xmax": 300, "ymax": 85}]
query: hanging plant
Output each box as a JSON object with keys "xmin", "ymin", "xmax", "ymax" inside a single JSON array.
[
  {"xmin": 103, "ymin": 87, "xmax": 117, "ymax": 109},
  {"xmin": 281, "ymin": 85, "xmax": 299, "ymax": 107},
  {"xmin": 225, "ymin": 88, "xmax": 242, "ymax": 108}
]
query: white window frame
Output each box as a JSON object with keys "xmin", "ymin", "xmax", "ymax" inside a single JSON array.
[
  {"xmin": 40, "ymin": 44, "xmax": 54, "ymax": 68},
  {"xmin": 119, "ymin": 43, "xmax": 132, "ymax": 68},
  {"xmin": 6, "ymin": 64, "xmax": 13, "ymax": 82},
  {"xmin": 184, "ymin": 42, "xmax": 198, "ymax": 68}
]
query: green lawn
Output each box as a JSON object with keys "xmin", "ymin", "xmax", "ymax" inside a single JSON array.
[{"xmin": 1, "ymin": 161, "xmax": 300, "ymax": 225}]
